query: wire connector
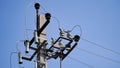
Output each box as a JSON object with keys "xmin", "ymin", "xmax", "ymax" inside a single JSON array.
[
  {"xmin": 65, "ymin": 30, "xmax": 72, "ymax": 40},
  {"xmin": 58, "ymin": 40, "xmax": 63, "ymax": 48},
  {"xmin": 59, "ymin": 28, "xmax": 65, "ymax": 37},
  {"xmin": 51, "ymin": 38, "xmax": 56, "ymax": 45}
]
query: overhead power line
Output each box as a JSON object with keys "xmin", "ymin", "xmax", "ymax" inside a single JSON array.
[
  {"xmin": 68, "ymin": 56, "xmax": 94, "ymax": 68},
  {"xmin": 81, "ymin": 38, "xmax": 120, "ymax": 56},
  {"xmin": 70, "ymin": 24, "xmax": 120, "ymax": 56},
  {"xmin": 76, "ymin": 47, "xmax": 120, "ymax": 64},
  {"xmin": 70, "ymin": 25, "xmax": 83, "ymax": 36}
]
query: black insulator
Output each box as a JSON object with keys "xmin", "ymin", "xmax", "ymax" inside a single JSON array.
[
  {"xmin": 74, "ymin": 35, "xmax": 80, "ymax": 42},
  {"xmin": 45, "ymin": 13, "xmax": 51, "ymax": 20},
  {"xmin": 34, "ymin": 3, "xmax": 40, "ymax": 9}
]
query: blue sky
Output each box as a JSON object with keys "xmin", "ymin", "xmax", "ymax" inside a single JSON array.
[{"xmin": 0, "ymin": 0, "xmax": 120, "ymax": 68}]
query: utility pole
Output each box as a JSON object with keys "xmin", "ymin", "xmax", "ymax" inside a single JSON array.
[
  {"xmin": 18, "ymin": 2, "xmax": 80, "ymax": 68},
  {"xmin": 34, "ymin": 3, "xmax": 46, "ymax": 68},
  {"xmin": 37, "ymin": 15, "xmax": 47, "ymax": 68}
]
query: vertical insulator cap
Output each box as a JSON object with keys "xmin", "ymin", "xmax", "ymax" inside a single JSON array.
[
  {"xmin": 34, "ymin": 3, "xmax": 40, "ymax": 10},
  {"xmin": 74, "ymin": 35, "xmax": 80, "ymax": 42},
  {"xmin": 45, "ymin": 13, "xmax": 51, "ymax": 20},
  {"xmin": 24, "ymin": 40, "xmax": 29, "ymax": 45}
]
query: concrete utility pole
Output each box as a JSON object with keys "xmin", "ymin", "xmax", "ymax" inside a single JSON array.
[
  {"xmin": 35, "ymin": 3, "xmax": 46, "ymax": 68},
  {"xmin": 18, "ymin": 2, "xmax": 80, "ymax": 68},
  {"xmin": 37, "ymin": 15, "xmax": 47, "ymax": 68}
]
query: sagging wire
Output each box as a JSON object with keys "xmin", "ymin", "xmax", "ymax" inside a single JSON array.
[
  {"xmin": 16, "ymin": 40, "xmax": 25, "ymax": 52},
  {"xmin": 10, "ymin": 52, "xmax": 18, "ymax": 68},
  {"xmin": 40, "ymin": 4, "xmax": 48, "ymax": 13},
  {"xmin": 70, "ymin": 24, "xmax": 120, "ymax": 57},
  {"xmin": 76, "ymin": 47, "xmax": 120, "ymax": 64},
  {"xmin": 51, "ymin": 16, "xmax": 61, "ymax": 29},
  {"xmin": 70, "ymin": 25, "xmax": 82, "ymax": 36},
  {"xmin": 24, "ymin": 29, "xmax": 34, "ymax": 40},
  {"xmin": 40, "ymin": 12, "xmax": 61, "ymax": 30},
  {"xmin": 68, "ymin": 56, "xmax": 94, "ymax": 68},
  {"xmin": 24, "ymin": 29, "xmax": 33, "ymax": 42},
  {"xmin": 10, "ymin": 52, "xmax": 25, "ymax": 68},
  {"xmin": 25, "ymin": 2, "xmax": 61, "ymax": 40},
  {"xmin": 69, "ymin": 24, "xmax": 120, "ymax": 63},
  {"xmin": 81, "ymin": 38, "xmax": 120, "ymax": 56},
  {"xmin": 41, "ymin": 5, "xmax": 82, "ymax": 36},
  {"xmin": 24, "ymin": 1, "xmax": 42, "ymax": 40},
  {"xmin": 24, "ymin": 2, "xmax": 35, "ymax": 40},
  {"xmin": 36, "ymin": 2, "xmax": 61, "ymax": 29}
]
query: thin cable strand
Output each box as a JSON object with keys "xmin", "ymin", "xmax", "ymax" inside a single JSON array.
[
  {"xmin": 68, "ymin": 56, "xmax": 94, "ymax": 68},
  {"xmin": 37, "ymin": 2, "xmax": 61, "ymax": 29},
  {"xmin": 40, "ymin": 5, "xmax": 48, "ymax": 13},
  {"xmin": 70, "ymin": 24, "xmax": 120, "ymax": 56},
  {"xmin": 70, "ymin": 25, "xmax": 82, "ymax": 36},
  {"xmin": 16, "ymin": 40, "xmax": 24, "ymax": 52},
  {"xmin": 10, "ymin": 52, "xmax": 18, "ymax": 68},
  {"xmin": 24, "ymin": 2, "xmax": 34, "ymax": 40},
  {"xmin": 51, "ymin": 16, "xmax": 61, "ymax": 29},
  {"xmin": 81, "ymin": 37, "xmax": 120, "ymax": 55},
  {"xmin": 76, "ymin": 47, "xmax": 120, "ymax": 63}
]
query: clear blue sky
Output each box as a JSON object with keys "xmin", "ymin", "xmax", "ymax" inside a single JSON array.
[{"xmin": 0, "ymin": 0, "xmax": 120, "ymax": 68}]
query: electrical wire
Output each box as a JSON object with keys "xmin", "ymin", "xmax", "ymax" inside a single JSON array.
[
  {"xmin": 70, "ymin": 25, "xmax": 83, "ymax": 36},
  {"xmin": 16, "ymin": 40, "xmax": 24, "ymax": 52},
  {"xmin": 69, "ymin": 24, "xmax": 120, "ymax": 56},
  {"xmin": 24, "ymin": 29, "xmax": 34, "ymax": 41},
  {"xmin": 68, "ymin": 56, "xmax": 94, "ymax": 68},
  {"xmin": 70, "ymin": 24, "xmax": 120, "ymax": 56},
  {"xmin": 24, "ymin": 2, "xmax": 34, "ymax": 40},
  {"xmin": 51, "ymin": 16, "xmax": 61, "ymax": 29},
  {"xmin": 76, "ymin": 47, "xmax": 120, "ymax": 63},
  {"xmin": 24, "ymin": 2, "xmax": 41, "ymax": 40},
  {"xmin": 24, "ymin": 2, "xmax": 61, "ymax": 40},
  {"xmin": 81, "ymin": 38, "xmax": 120, "ymax": 56},
  {"xmin": 10, "ymin": 52, "xmax": 25, "ymax": 68},
  {"xmin": 24, "ymin": 28, "xmax": 34, "ymax": 39},
  {"xmin": 36, "ymin": 2, "xmax": 61, "ymax": 29},
  {"xmin": 40, "ymin": 4, "xmax": 48, "ymax": 13},
  {"xmin": 26, "ymin": 29, "xmax": 34, "ymax": 31},
  {"xmin": 41, "ymin": 5, "xmax": 83, "ymax": 31},
  {"xmin": 10, "ymin": 52, "xmax": 18, "ymax": 68},
  {"xmin": 40, "ymin": 12, "xmax": 61, "ymax": 29},
  {"xmin": 23, "ymin": 1, "xmax": 120, "ymax": 67}
]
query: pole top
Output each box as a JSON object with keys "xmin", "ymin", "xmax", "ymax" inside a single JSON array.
[{"xmin": 34, "ymin": 3, "xmax": 40, "ymax": 10}]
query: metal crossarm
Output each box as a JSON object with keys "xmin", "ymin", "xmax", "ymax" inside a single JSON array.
[
  {"xmin": 22, "ymin": 40, "xmax": 47, "ymax": 61},
  {"xmin": 62, "ymin": 43, "xmax": 78, "ymax": 60}
]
